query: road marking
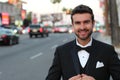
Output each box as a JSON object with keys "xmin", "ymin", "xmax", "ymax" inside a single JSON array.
[
  {"xmin": 0, "ymin": 72, "xmax": 2, "ymax": 74},
  {"xmin": 0, "ymin": 72, "xmax": 2, "ymax": 77},
  {"xmin": 51, "ymin": 45, "xmax": 58, "ymax": 49},
  {"xmin": 30, "ymin": 52, "xmax": 43, "ymax": 60}
]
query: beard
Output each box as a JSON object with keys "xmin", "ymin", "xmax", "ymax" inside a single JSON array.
[{"xmin": 75, "ymin": 29, "xmax": 93, "ymax": 40}]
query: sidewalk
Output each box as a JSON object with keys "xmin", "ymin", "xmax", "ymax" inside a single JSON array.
[{"xmin": 95, "ymin": 32, "xmax": 120, "ymax": 55}]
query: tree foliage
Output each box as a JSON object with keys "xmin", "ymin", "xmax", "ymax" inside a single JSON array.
[
  {"xmin": 51, "ymin": 0, "xmax": 61, "ymax": 4},
  {"xmin": 26, "ymin": 12, "xmax": 32, "ymax": 24},
  {"xmin": 62, "ymin": 7, "xmax": 73, "ymax": 14}
]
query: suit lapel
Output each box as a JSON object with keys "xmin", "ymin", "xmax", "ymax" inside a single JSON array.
[
  {"xmin": 70, "ymin": 40, "xmax": 81, "ymax": 74},
  {"xmin": 85, "ymin": 39, "xmax": 100, "ymax": 75},
  {"xmin": 70, "ymin": 39, "xmax": 101, "ymax": 75}
]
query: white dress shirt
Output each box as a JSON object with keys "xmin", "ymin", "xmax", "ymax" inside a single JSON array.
[{"xmin": 76, "ymin": 38, "xmax": 92, "ymax": 68}]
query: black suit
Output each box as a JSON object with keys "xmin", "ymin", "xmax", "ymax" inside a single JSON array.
[{"xmin": 46, "ymin": 39, "xmax": 120, "ymax": 80}]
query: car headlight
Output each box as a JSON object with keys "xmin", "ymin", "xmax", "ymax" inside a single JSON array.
[{"xmin": 14, "ymin": 30, "xmax": 17, "ymax": 33}]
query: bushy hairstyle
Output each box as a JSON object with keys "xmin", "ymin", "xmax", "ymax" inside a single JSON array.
[{"xmin": 71, "ymin": 5, "xmax": 94, "ymax": 23}]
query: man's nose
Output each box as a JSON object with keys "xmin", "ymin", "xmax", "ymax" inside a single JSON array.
[{"xmin": 79, "ymin": 24, "xmax": 86, "ymax": 29}]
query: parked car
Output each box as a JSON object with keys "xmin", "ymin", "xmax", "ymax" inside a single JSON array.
[
  {"xmin": 44, "ymin": 26, "xmax": 53, "ymax": 33},
  {"xmin": 52, "ymin": 25, "xmax": 69, "ymax": 33},
  {"xmin": 28, "ymin": 24, "xmax": 49, "ymax": 38},
  {"xmin": 1, "ymin": 25, "xmax": 22, "ymax": 34},
  {"xmin": 9, "ymin": 25, "xmax": 22, "ymax": 34},
  {"xmin": 0, "ymin": 28, "xmax": 19, "ymax": 45}
]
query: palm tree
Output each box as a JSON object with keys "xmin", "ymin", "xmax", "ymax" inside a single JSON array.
[
  {"xmin": 50, "ymin": 0, "xmax": 61, "ymax": 12},
  {"xmin": 50, "ymin": 0, "xmax": 62, "ymax": 27},
  {"xmin": 50, "ymin": 0, "xmax": 61, "ymax": 4}
]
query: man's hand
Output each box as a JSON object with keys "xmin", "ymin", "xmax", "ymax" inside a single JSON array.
[
  {"xmin": 81, "ymin": 74, "xmax": 95, "ymax": 80},
  {"xmin": 69, "ymin": 74, "xmax": 81, "ymax": 80},
  {"xmin": 68, "ymin": 74, "xmax": 95, "ymax": 80}
]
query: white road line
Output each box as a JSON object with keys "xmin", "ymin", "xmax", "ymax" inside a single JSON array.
[
  {"xmin": 0, "ymin": 72, "xmax": 2, "ymax": 77},
  {"xmin": 0, "ymin": 72, "xmax": 2, "ymax": 74},
  {"xmin": 30, "ymin": 52, "xmax": 43, "ymax": 60},
  {"xmin": 51, "ymin": 45, "xmax": 58, "ymax": 49}
]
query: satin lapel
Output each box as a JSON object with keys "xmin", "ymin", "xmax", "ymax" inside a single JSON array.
[
  {"xmin": 70, "ymin": 40, "xmax": 81, "ymax": 74},
  {"xmin": 85, "ymin": 39, "xmax": 99, "ymax": 75}
]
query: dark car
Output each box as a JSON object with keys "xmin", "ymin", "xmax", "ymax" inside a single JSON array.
[
  {"xmin": 28, "ymin": 24, "xmax": 49, "ymax": 38},
  {"xmin": 8, "ymin": 25, "xmax": 23, "ymax": 34},
  {"xmin": 0, "ymin": 28, "xmax": 19, "ymax": 45}
]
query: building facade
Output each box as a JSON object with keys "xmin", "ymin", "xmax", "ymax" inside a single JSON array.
[{"xmin": 0, "ymin": 2, "xmax": 21, "ymax": 25}]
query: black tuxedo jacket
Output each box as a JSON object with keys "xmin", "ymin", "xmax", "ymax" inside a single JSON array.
[{"xmin": 46, "ymin": 39, "xmax": 120, "ymax": 80}]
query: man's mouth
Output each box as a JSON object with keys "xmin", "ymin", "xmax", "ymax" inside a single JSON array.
[{"xmin": 78, "ymin": 29, "xmax": 88, "ymax": 33}]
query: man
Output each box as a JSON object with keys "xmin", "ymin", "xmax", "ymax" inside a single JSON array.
[{"xmin": 46, "ymin": 5, "xmax": 120, "ymax": 80}]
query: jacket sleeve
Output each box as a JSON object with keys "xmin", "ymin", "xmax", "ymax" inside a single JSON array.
[
  {"xmin": 109, "ymin": 47, "xmax": 120, "ymax": 80},
  {"xmin": 45, "ymin": 47, "xmax": 62, "ymax": 80}
]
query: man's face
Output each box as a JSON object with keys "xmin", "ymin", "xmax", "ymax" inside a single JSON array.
[{"xmin": 72, "ymin": 13, "xmax": 95, "ymax": 41}]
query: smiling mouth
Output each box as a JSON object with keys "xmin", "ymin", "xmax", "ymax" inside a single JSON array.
[{"xmin": 78, "ymin": 29, "xmax": 88, "ymax": 33}]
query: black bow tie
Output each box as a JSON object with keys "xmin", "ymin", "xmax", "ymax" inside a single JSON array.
[{"xmin": 76, "ymin": 45, "xmax": 92, "ymax": 53}]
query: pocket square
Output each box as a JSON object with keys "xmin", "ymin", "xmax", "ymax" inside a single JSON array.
[{"xmin": 96, "ymin": 61, "xmax": 104, "ymax": 68}]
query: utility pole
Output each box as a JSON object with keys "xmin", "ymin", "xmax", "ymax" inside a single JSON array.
[{"xmin": 108, "ymin": 0, "xmax": 120, "ymax": 46}]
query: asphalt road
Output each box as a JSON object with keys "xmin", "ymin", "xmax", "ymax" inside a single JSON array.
[
  {"xmin": 0, "ymin": 32, "xmax": 117, "ymax": 80},
  {"xmin": 0, "ymin": 33, "xmax": 76, "ymax": 80}
]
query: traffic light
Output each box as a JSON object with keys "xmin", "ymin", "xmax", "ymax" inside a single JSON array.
[
  {"xmin": 66, "ymin": 9, "xmax": 70, "ymax": 14},
  {"xmin": 66, "ymin": 9, "xmax": 72, "ymax": 15}
]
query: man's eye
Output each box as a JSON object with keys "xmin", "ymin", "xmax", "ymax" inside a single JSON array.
[{"xmin": 84, "ymin": 20, "xmax": 90, "ymax": 24}]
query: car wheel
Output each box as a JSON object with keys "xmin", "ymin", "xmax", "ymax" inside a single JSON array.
[
  {"xmin": 16, "ymin": 38, "xmax": 19, "ymax": 44},
  {"xmin": 29, "ymin": 35, "xmax": 32, "ymax": 38},
  {"xmin": 41, "ymin": 34, "xmax": 44, "ymax": 37},
  {"xmin": 35, "ymin": 35, "xmax": 38, "ymax": 38},
  {"xmin": 46, "ymin": 33, "xmax": 49, "ymax": 37}
]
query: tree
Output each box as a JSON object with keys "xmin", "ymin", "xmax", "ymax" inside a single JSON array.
[
  {"xmin": 50, "ymin": 0, "xmax": 62, "ymax": 27},
  {"xmin": 50, "ymin": 0, "xmax": 61, "ymax": 4},
  {"xmin": 23, "ymin": 19, "xmax": 29, "ymax": 28},
  {"xmin": 108, "ymin": 0, "xmax": 120, "ymax": 46},
  {"xmin": 26, "ymin": 12, "xmax": 32, "ymax": 24},
  {"xmin": 62, "ymin": 7, "xmax": 67, "ymax": 12},
  {"xmin": 62, "ymin": 7, "xmax": 72, "ymax": 14}
]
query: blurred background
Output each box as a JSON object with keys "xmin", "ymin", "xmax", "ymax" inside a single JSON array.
[{"xmin": 0, "ymin": 0, "xmax": 120, "ymax": 80}]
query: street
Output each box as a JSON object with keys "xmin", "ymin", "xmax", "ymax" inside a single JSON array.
[{"xmin": 0, "ymin": 32, "xmax": 119, "ymax": 80}]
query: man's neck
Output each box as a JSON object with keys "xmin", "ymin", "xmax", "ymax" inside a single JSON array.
[{"xmin": 77, "ymin": 37, "xmax": 92, "ymax": 46}]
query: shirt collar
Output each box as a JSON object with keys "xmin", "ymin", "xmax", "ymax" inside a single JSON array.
[{"xmin": 76, "ymin": 37, "xmax": 92, "ymax": 48}]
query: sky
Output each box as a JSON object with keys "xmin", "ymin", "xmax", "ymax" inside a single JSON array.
[{"xmin": 0, "ymin": 0, "xmax": 104, "ymax": 24}]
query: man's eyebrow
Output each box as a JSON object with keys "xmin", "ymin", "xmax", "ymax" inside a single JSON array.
[
  {"xmin": 74, "ymin": 20, "xmax": 91, "ymax": 24},
  {"xmin": 84, "ymin": 20, "xmax": 91, "ymax": 22},
  {"xmin": 74, "ymin": 21, "xmax": 81, "ymax": 24}
]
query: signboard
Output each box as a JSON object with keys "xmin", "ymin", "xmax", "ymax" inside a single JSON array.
[
  {"xmin": 21, "ymin": 9, "xmax": 26, "ymax": 20},
  {"xmin": 1, "ymin": 12, "xmax": 9, "ymax": 25},
  {"xmin": 8, "ymin": 0, "xmax": 18, "ymax": 5},
  {"xmin": 32, "ymin": 13, "xmax": 38, "ymax": 24},
  {"xmin": 40, "ymin": 13, "xmax": 63, "ymax": 22}
]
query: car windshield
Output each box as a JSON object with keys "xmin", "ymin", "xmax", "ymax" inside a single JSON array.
[
  {"xmin": 56, "ymin": 25, "xmax": 68, "ymax": 28},
  {"xmin": 0, "ymin": 29, "xmax": 13, "ymax": 35},
  {"xmin": 29, "ymin": 25, "xmax": 40, "ymax": 28}
]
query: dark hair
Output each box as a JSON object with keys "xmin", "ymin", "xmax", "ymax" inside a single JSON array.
[{"xmin": 71, "ymin": 4, "xmax": 94, "ymax": 23}]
